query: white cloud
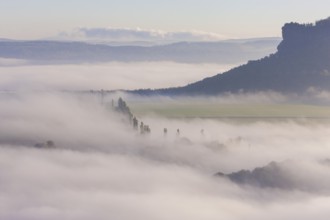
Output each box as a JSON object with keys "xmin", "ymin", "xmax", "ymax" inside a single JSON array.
[{"xmin": 57, "ymin": 27, "xmax": 227, "ymax": 43}]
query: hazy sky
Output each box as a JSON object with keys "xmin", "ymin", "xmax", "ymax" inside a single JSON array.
[{"xmin": 1, "ymin": 0, "xmax": 329, "ymax": 40}]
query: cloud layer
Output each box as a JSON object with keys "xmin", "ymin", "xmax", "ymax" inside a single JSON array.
[
  {"xmin": 1, "ymin": 92, "xmax": 330, "ymax": 219},
  {"xmin": 0, "ymin": 62, "xmax": 233, "ymax": 91},
  {"xmin": 57, "ymin": 27, "xmax": 227, "ymax": 43}
]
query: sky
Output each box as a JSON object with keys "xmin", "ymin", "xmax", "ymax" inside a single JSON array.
[{"xmin": 1, "ymin": 0, "xmax": 330, "ymax": 40}]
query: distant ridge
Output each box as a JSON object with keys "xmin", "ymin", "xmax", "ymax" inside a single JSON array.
[
  {"xmin": 0, "ymin": 38, "xmax": 279, "ymax": 64},
  {"xmin": 133, "ymin": 17, "xmax": 330, "ymax": 95}
]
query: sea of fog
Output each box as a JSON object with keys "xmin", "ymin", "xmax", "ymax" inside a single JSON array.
[
  {"xmin": 1, "ymin": 62, "xmax": 330, "ymax": 219},
  {"xmin": 1, "ymin": 92, "xmax": 330, "ymax": 220},
  {"xmin": 0, "ymin": 61, "xmax": 234, "ymax": 91}
]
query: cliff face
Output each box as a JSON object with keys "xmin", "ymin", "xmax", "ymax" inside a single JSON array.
[
  {"xmin": 138, "ymin": 18, "xmax": 330, "ymax": 95},
  {"xmin": 278, "ymin": 18, "xmax": 330, "ymax": 62},
  {"xmin": 280, "ymin": 18, "xmax": 330, "ymax": 47}
]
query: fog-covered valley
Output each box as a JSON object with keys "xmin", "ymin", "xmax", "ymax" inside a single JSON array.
[
  {"xmin": 0, "ymin": 61, "xmax": 234, "ymax": 91},
  {"xmin": 3, "ymin": 0, "xmax": 330, "ymax": 218},
  {"xmin": 1, "ymin": 90, "xmax": 330, "ymax": 219},
  {"xmin": 1, "ymin": 30, "xmax": 330, "ymax": 218}
]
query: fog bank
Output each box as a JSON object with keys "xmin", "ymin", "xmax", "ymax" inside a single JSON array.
[
  {"xmin": 1, "ymin": 93, "xmax": 330, "ymax": 219},
  {"xmin": 0, "ymin": 62, "xmax": 234, "ymax": 91}
]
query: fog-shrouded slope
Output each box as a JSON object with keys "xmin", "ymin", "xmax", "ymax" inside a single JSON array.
[
  {"xmin": 134, "ymin": 18, "xmax": 330, "ymax": 95},
  {"xmin": 0, "ymin": 38, "xmax": 279, "ymax": 64},
  {"xmin": 216, "ymin": 160, "xmax": 330, "ymax": 192}
]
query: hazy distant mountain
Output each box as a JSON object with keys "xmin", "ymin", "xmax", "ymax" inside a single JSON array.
[
  {"xmin": 0, "ymin": 38, "xmax": 280, "ymax": 64},
  {"xmin": 134, "ymin": 18, "xmax": 330, "ymax": 95}
]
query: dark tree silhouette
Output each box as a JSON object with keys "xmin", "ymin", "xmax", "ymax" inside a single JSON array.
[
  {"xmin": 116, "ymin": 97, "xmax": 133, "ymax": 121},
  {"xmin": 140, "ymin": 122, "xmax": 144, "ymax": 134},
  {"xmin": 46, "ymin": 140, "xmax": 55, "ymax": 148},
  {"xmin": 133, "ymin": 117, "xmax": 138, "ymax": 130},
  {"xmin": 163, "ymin": 128, "xmax": 168, "ymax": 136}
]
